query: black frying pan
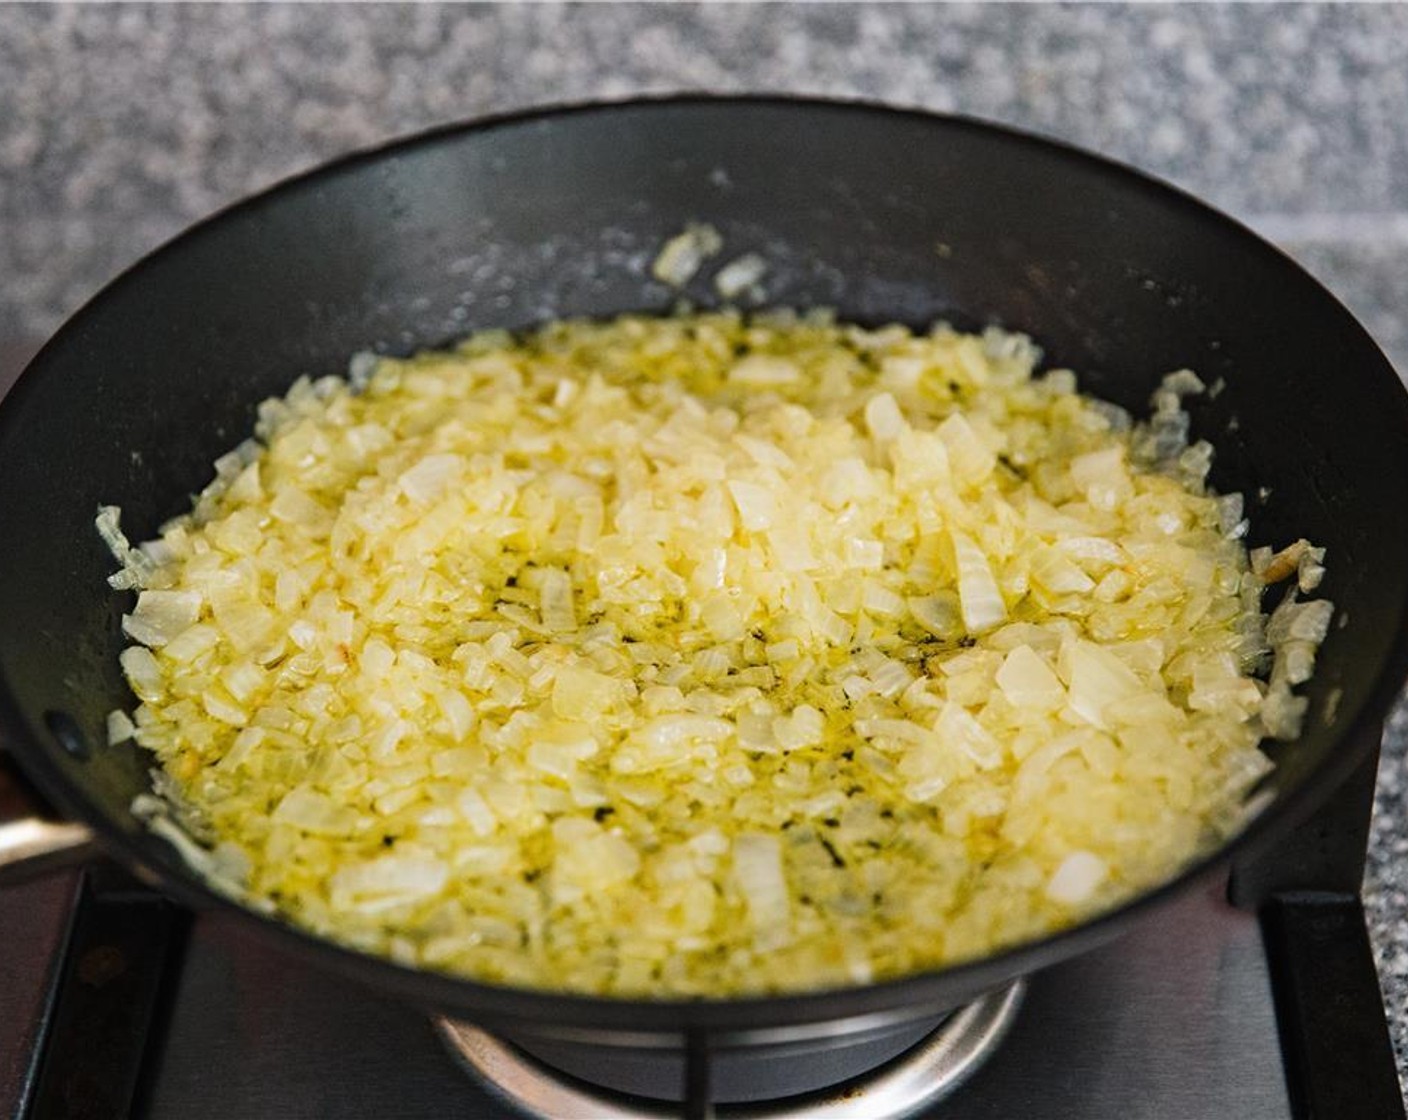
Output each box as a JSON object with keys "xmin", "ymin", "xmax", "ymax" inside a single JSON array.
[{"xmin": 1, "ymin": 97, "xmax": 1406, "ymax": 1041}]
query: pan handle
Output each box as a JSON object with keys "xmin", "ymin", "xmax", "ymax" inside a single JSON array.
[{"xmin": 0, "ymin": 754, "xmax": 97, "ymax": 885}]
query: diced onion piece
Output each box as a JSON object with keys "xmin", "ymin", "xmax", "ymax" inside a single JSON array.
[
  {"xmin": 951, "ymin": 530, "xmax": 1006, "ymax": 634},
  {"xmin": 864, "ymin": 392, "xmax": 906, "ymax": 443},
  {"xmin": 398, "ymin": 454, "xmax": 463, "ymax": 504},
  {"xmin": 768, "ymin": 523, "xmax": 817, "ymax": 572},
  {"xmin": 995, "ymin": 645, "xmax": 1065, "ymax": 711},
  {"xmin": 651, "ymin": 222, "xmax": 722, "ymax": 287},
  {"xmin": 727, "ymin": 480, "xmax": 779, "ymax": 531},
  {"xmin": 935, "ymin": 702, "xmax": 1001, "ymax": 769},
  {"xmin": 164, "ymin": 624, "xmax": 219, "ymax": 664},
  {"xmin": 273, "ymin": 786, "xmax": 359, "ymax": 836},
  {"xmin": 732, "ymin": 833, "xmax": 790, "ymax": 941},
  {"xmin": 1161, "ymin": 369, "xmax": 1207, "ymax": 398},
  {"xmin": 95, "ymin": 505, "xmax": 132, "ymax": 562},
  {"xmin": 1261, "ymin": 681, "xmax": 1310, "ymax": 740},
  {"xmin": 908, "ymin": 593, "xmax": 964, "ymax": 641},
  {"xmin": 437, "ymin": 689, "xmax": 477, "ymax": 740},
  {"xmin": 1046, "ymin": 851, "xmax": 1108, "ymax": 904},
  {"xmin": 772, "ymin": 705, "xmax": 824, "ymax": 752},
  {"xmin": 1030, "ymin": 548, "xmax": 1095, "ymax": 595},
  {"xmin": 699, "ymin": 592, "xmax": 745, "ymax": 642},
  {"xmin": 119, "ymin": 646, "xmax": 164, "ymax": 702},
  {"xmin": 936, "ymin": 413, "xmax": 995, "ymax": 484},
  {"xmin": 528, "ymin": 723, "xmax": 599, "ymax": 778},
  {"xmin": 538, "ymin": 568, "xmax": 577, "ymax": 632},
  {"xmin": 330, "ymin": 855, "xmax": 450, "ymax": 908},
  {"xmin": 123, "ymin": 590, "xmax": 203, "ymax": 648},
  {"xmin": 1064, "ymin": 641, "xmax": 1145, "ymax": 729},
  {"xmin": 455, "ymin": 788, "xmax": 498, "ymax": 837},
  {"xmin": 728, "ymin": 355, "xmax": 799, "ymax": 387},
  {"xmin": 552, "ymin": 665, "xmax": 621, "ymax": 720},
  {"xmin": 714, "ymin": 253, "xmax": 768, "ymax": 299},
  {"xmin": 1266, "ymin": 597, "xmax": 1334, "ymax": 646},
  {"xmin": 630, "ymin": 715, "xmax": 733, "ymax": 752},
  {"xmin": 1054, "ymin": 536, "xmax": 1125, "ymax": 568},
  {"xmin": 861, "ymin": 582, "xmax": 906, "ymax": 619},
  {"xmin": 106, "ymin": 709, "xmax": 137, "ymax": 745},
  {"xmin": 552, "ymin": 817, "xmax": 641, "ymax": 894},
  {"xmin": 845, "ymin": 537, "xmax": 884, "ymax": 570}
]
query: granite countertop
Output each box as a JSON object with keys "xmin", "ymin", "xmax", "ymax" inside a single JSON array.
[{"xmin": 2, "ymin": 0, "xmax": 1405, "ymax": 1092}]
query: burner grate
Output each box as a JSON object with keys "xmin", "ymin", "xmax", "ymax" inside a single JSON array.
[{"xmin": 437, "ymin": 982, "xmax": 1024, "ymax": 1120}]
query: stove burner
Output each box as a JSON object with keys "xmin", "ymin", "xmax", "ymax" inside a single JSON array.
[{"xmin": 436, "ymin": 981, "xmax": 1024, "ymax": 1119}]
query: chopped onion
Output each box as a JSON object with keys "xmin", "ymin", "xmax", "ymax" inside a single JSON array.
[
  {"xmin": 1046, "ymin": 851, "xmax": 1108, "ymax": 904},
  {"xmin": 330, "ymin": 855, "xmax": 451, "ymax": 908},
  {"xmin": 1064, "ymin": 640, "xmax": 1145, "ymax": 729},
  {"xmin": 951, "ymin": 530, "xmax": 1007, "ymax": 634},
  {"xmin": 864, "ymin": 392, "xmax": 906, "ymax": 443},
  {"xmin": 731, "ymin": 833, "xmax": 790, "ymax": 942},
  {"xmin": 651, "ymin": 222, "xmax": 722, "ymax": 287},
  {"xmin": 995, "ymin": 645, "xmax": 1065, "ymax": 711},
  {"xmin": 106, "ymin": 709, "xmax": 136, "ymax": 745},
  {"xmin": 714, "ymin": 252, "xmax": 769, "ymax": 300},
  {"xmin": 936, "ymin": 412, "xmax": 995, "ymax": 485},
  {"xmin": 123, "ymin": 589, "xmax": 203, "ymax": 648},
  {"xmin": 100, "ymin": 309, "xmax": 1330, "ymax": 999}
]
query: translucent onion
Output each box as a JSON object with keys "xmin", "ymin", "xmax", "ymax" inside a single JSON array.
[
  {"xmin": 98, "ymin": 309, "xmax": 1331, "ymax": 999},
  {"xmin": 951, "ymin": 530, "xmax": 1007, "ymax": 634}
]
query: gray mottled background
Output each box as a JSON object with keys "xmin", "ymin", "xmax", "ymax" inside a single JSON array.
[{"xmin": 2, "ymin": 0, "xmax": 1406, "ymax": 1094}]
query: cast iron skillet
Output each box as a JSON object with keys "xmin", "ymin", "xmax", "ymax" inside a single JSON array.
[{"xmin": 1, "ymin": 97, "xmax": 1406, "ymax": 1039}]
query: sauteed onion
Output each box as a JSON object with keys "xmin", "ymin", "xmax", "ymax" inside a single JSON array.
[{"xmin": 101, "ymin": 310, "xmax": 1328, "ymax": 995}]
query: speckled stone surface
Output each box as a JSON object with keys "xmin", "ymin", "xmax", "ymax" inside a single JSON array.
[{"xmin": 2, "ymin": 0, "xmax": 1406, "ymax": 1094}]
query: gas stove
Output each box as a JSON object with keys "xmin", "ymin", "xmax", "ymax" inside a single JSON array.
[{"xmin": 1, "ymin": 747, "xmax": 1401, "ymax": 1120}]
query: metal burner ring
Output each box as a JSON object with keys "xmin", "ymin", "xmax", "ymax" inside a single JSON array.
[{"xmin": 437, "ymin": 980, "xmax": 1024, "ymax": 1119}]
